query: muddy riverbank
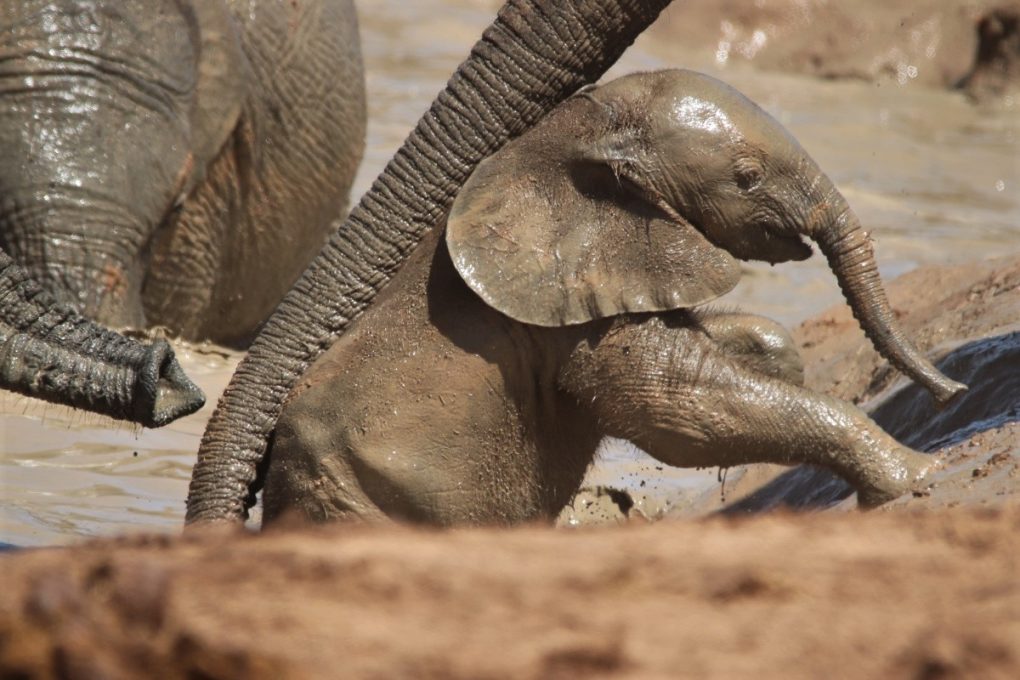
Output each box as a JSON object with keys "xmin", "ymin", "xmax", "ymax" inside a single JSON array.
[
  {"xmin": 1, "ymin": 505, "xmax": 1016, "ymax": 679},
  {"xmin": 3, "ymin": 253, "xmax": 1017, "ymax": 678}
]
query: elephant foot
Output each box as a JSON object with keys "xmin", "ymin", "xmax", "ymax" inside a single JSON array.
[{"xmin": 855, "ymin": 448, "xmax": 939, "ymax": 510}]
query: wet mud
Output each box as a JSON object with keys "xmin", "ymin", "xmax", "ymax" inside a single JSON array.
[
  {"xmin": 646, "ymin": 0, "xmax": 1020, "ymax": 100},
  {"xmin": 959, "ymin": 6, "xmax": 1020, "ymax": 100},
  {"xmin": 0, "ymin": 345, "xmax": 241, "ymax": 546}
]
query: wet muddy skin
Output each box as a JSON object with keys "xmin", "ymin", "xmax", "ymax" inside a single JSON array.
[
  {"xmin": 2, "ymin": 0, "xmax": 1019, "ymax": 544},
  {"xmin": 561, "ymin": 255, "xmax": 1020, "ymax": 523},
  {"xmin": 1, "ymin": 4, "xmax": 1017, "ymax": 678}
]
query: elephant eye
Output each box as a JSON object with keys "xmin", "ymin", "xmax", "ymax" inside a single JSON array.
[{"xmin": 734, "ymin": 160, "xmax": 764, "ymax": 192}]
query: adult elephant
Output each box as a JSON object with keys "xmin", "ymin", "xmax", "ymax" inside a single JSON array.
[
  {"xmin": 185, "ymin": 0, "xmax": 963, "ymax": 523},
  {"xmin": 1, "ymin": 248, "xmax": 204, "ymax": 427},
  {"xmin": 0, "ymin": 0, "xmax": 365, "ymax": 347}
]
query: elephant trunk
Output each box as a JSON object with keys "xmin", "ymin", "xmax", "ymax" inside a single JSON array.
[
  {"xmin": 814, "ymin": 204, "xmax": 967, "ymax": 406},
  {"xmin": 185, "ymin": 0, "xmax": 673, "ymax": 524},
  {"xmin": 0, "ymin": 197, "xmax": 148, "ymax": 329},
  {"xmin": 0, "ymin": 251, "xmax": 205, "ymax": 427},
  {"xmin": 0, "ymin": 0, "xmax": 199, "ymax": 331}
]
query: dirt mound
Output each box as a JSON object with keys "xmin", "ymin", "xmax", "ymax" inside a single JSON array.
[{"xmin": 1, "ymin": 507, "xmax": 1017, "ymax": 680}]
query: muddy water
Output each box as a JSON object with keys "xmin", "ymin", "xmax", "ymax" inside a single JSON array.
[
  {"xmin": 2, "ymin": 0, "xmax": 1017, "ymax": 545},
  {"xmin": 0, "ymin": 345, "xmax": 240, "ymax": 546}
]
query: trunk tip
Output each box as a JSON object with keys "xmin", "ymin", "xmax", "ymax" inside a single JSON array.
[
  {"xmin": 932, "ymin": 378, "xmax": 968, "ymax": 411},
  {"xmin": 151, "ymin": 357, "xmax": 206, "ymax": 426},
  {"xmin": 135, "ymin": 340, "xmax": 206, "ymax": 427}
]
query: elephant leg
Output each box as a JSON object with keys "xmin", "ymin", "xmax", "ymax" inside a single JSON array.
[
  {"xmin": 559, "ymin": 315, "xmax": 933, "ymax": 508},
  {"xmin": 692, "ymin": 309, "xmax": 805, "ymax": 386},
  {"xmin": 261, "ymin": 422, "xmax": 393, "ymax": 526}
]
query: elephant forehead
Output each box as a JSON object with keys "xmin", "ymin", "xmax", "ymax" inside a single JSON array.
[
  {"xmin": 594, "ymin": 70, "xmax": 804, "ymax": 151},
  {"xmin": 3, "ymin": 1, "xmax": 198, "ymax": 93},
  {"xmin": 668, "ymin": 95, "xmax": 737, "ymax": 136}
]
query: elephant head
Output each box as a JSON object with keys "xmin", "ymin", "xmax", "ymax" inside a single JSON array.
[
  {"xmin": 0, "ymin": 0, "xmax": 245, "ymax": 328},
  {"xmin": 186, "ymin": 0, "xmax": 675, "ymax": 523},
  {"xmin": 447, "ymin": 70, "xmax": 966, "ymax": 405},
  {"xmin": 1, "ymin": 248, "xmax": 204, "ymax": 426}
]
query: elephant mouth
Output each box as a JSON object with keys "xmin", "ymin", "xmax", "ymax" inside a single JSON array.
[{"xmin": 742, "ymin": 224, "xmax": 813, "ymax": 264}]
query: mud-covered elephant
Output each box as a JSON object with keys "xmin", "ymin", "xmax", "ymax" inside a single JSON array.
[
  {"xmin": 186, "ymin": 0, "xmax": 964, "ymax": 524},
  {"xmin": 0, "ymin": 0, "xmax": 365, "ymax": 347},
  {"xmin": 257, "ymin": 70, "xmax": 959, "ymax": 523},
  {"xmin": 1, "ymin": 248, "xmax": 204, "ymax": 427}
]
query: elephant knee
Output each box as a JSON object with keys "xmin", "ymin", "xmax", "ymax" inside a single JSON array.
[
  {"xmin": 263, "ymin": 384, "xmax": 385, "ymax": 524},
  {"xmin": 695, "ymin": 310, "xmax": 805, "ymax": 386}
]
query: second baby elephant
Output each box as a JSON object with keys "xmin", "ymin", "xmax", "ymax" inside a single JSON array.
[
  {"xmin": 261, "ymin": 70, "xmax": 950, "ymax": 524},
  {"xmin": 0, "ymin": 0, "xmax": 365, "ymax": 346}
]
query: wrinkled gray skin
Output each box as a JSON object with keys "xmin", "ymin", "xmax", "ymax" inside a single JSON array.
[
  {"xmin": 260, "ymin": 71, "xmax": 945, "ymax": 524},
  {"xmin": 0, "ymin": 0, "xmax": 365, "ymax": 347},
  {"xmin": 187, "ymin": 0, "xmax": 677, "ymax": 523},
  {"xmin": 186, "ymin": 1, "xmax": 961, "ymax": 524},
  {"xmin": 1, "ymin": 248, "xmax": 204, "ymax": 427}
]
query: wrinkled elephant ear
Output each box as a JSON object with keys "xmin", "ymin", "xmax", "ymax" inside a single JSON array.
[
  {"xmin": 447, "ymin": 98, "xmax": 741, "ymax": 327},
  {"xmin": 186, "ymin": 1, "xmax": 247, "ymax": 186}
]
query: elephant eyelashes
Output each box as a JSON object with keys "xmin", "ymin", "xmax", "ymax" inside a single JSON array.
[{"xmin": 734, "ymin": 160, "xmax": 764, "ymax": 192}]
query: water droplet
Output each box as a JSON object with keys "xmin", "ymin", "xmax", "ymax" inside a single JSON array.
[
  {"xmin": 995, "ymin": 180, "xmax": 1005, "ymax": 192},
  {"xmin": 715, "ymin": 42, "xmax": 731, "ymax": 66}
]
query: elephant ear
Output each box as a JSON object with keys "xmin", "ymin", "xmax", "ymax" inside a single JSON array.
[
  {"xmin": 186, "ymin": 1, "xmax": 247, "ymax": 183},
  {"xmin": 446, "ymin": 98, "xmax": 740, "ymax": 327}
]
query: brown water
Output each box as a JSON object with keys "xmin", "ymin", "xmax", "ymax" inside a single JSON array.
[{"xmin": 2, "ymin": 0, "xmax": 1017, "ymax": 545}]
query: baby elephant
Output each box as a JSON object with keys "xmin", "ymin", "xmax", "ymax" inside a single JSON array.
[{"xmin": 261, "ymin": 70, "xmax": 947, "ymax": 525}]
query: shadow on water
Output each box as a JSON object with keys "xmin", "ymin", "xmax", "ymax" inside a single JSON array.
[{"xmin": 721, "ymin": 331, "xmax": 1020, "ymax": 513}]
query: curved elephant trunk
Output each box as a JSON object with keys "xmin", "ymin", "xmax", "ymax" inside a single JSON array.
[
  {"xmin": 185, "ymin": 0, "xmax": 673, "ymax": 524},
  {"xmin": 0, "ymin": 203, "xmax": 148, "ymax": 329},
  {"xmin": 813, "ymin": 204, "xmax": 967, "ymax": 406},
  {"xmin": 0, "ymin": 251, "xmax": 205, "ymax": 427}
]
